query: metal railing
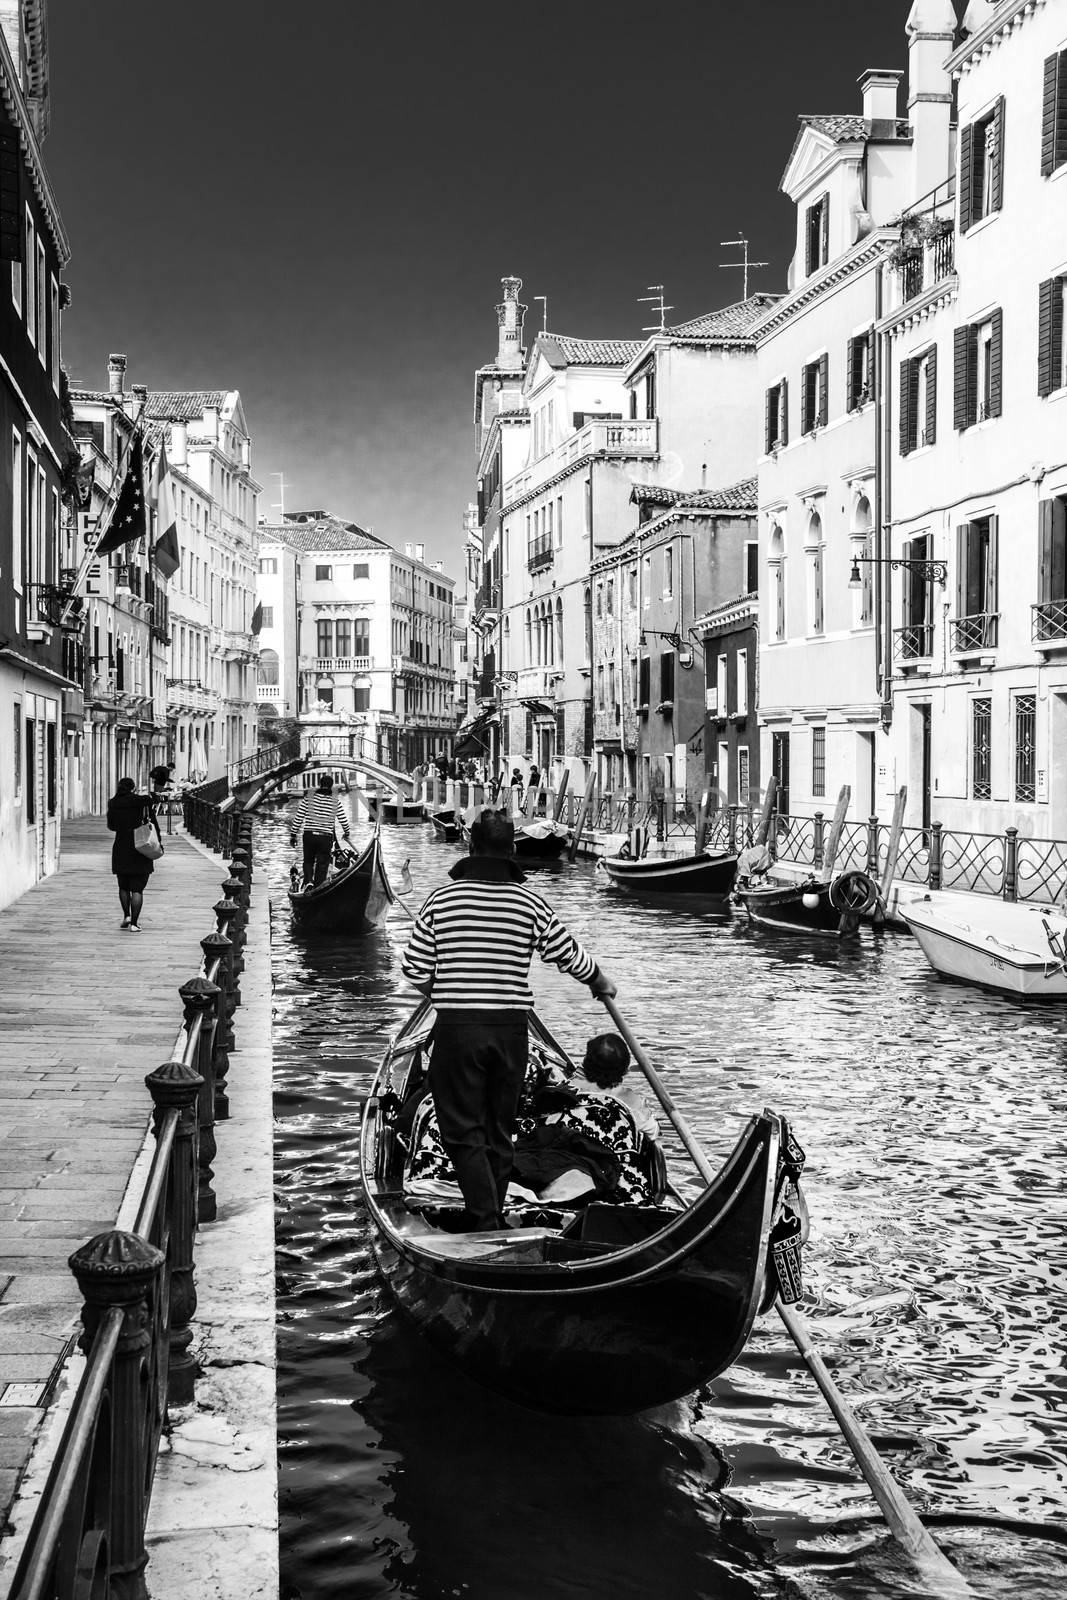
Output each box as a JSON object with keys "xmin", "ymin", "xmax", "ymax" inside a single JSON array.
[
  {"xmin": 893, "ymin": 622, "xmax": 933, "ymax": 661},
  {"xmin": 951, "ymin": 612, "xmax": 998, "ymax": 653},
  {"xmin": 1032, "ymin": 599, "xmax": 1067, "ymax": 643},
  {"xmin": 8, "ymin": 811, "xmax": 255, "ymax": 1600}
]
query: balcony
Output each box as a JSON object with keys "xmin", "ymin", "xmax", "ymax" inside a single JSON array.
[
  {"xmin": 1032, "ymin": 600, "xmax": 1067, "ymax": 646},
  {"xmin": 311, "ymin": 655, "xmax": 372, "ymax": 672},
  {"xmin": 503, "ymin": 417, "xmax": 659, "ymax": 507},
  {"xmin": 951, "ymin": 612, "xmax": 998, "ymax": 655},
  {"xmin": 257, "ymin": 683, "xmax": 282, "ymax": 701},
  {"xmin": 890, "ymin": 182, "xmax": 956, "ymax": 311},
  {"xmin": 527, "ymin": 534, "xmax": 554, "ymax": 574},
  {"xmin": 473, "ymin": 581, "xmax": 501, "ymax": 620},
  {"xmin": 893, "ymin": 622, "xmax": 934, "ymax": 663}
]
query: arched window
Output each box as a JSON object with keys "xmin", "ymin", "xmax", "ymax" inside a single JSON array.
[
  {"xmin": 768, "ymin": 523, "xmax": 786, "ymax": 641},
  {"xmin": 555, "ymin": 598, "xmax": 564, "ymax": 666},
  {"xmin": 257, "ymin": 648, "xmax": 280, "ymax": 686},
  {"xmin": 851, "ymin": 495, "xmax": 873, "ymax": 627},
  {"xmin": 606, "ymin": 578, "xmax": 614, "ymax": 616},
  {"xmin": 525, "ymin": 608, "xmax": 532, "ymax": 666},
  {"xmin": 583, "ymin": 588, "xmax": 591, "ymax": 664},
  {"xmin": 805, "ymin": 511, "xmax": 824, "ymax": 636}
]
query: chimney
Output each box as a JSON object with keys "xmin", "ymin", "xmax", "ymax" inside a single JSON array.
[
  {"xmin": 495, "ymin": 275, "xmax": 527, "ymax": 371},
  {"xmin": 108, "ymin": 353, "xmax": 127, "ymax": 395},
  {"xmin": 907, "ymin": 2, "xmax": 957, "ymax": 201},
  {"xmin": 857, "ymin": 68, "xmax": 903, "ymax": 123},
  {"xmin": 415, "ymin": 543, "xmax": 425, "ymax": 563},
  {"xmin": 404, "ymin": 542, "xmax": 413, "ymax": 558},
  {"xmin": 171, "ymin": 422, "xmax": 187, "ymax": 469}
]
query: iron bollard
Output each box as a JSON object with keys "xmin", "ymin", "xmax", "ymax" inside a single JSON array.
[
  {"xmin": 144, "ymin": 1059, "xmax": 203, "ymax": 1403},
  {"xmin": 727, "ymin": 806, "xmax": 738, "ymax": 853},
  {"xmin": 1003, "ymin": 826, "xmax": 1019, "ymax": 901},
  {"xmin": 69, "ymin": 1231, "xmax": 166, "ymax": 1600},
  {"xmin": 866, "ymin": 815, "xmax": 880, "ymax": 876},
  {"xmin": 202, "ymin": 927, "xmax": 237, "ymax": 1009},
  {"xmin": 812, "ymin": 811, "xmax": 825, "ymax": 869},
  {"xmin": 179, "ymin": 977, "xmax": 221, "ymax": 1222},
  {"xmin": 928, "ymin": 820, "xmax": 943, "ymax": 890}
]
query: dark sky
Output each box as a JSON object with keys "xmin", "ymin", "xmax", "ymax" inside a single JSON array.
[{"xmin": 46, "ymin": 1, "xmax": 913, "ymax": 574}]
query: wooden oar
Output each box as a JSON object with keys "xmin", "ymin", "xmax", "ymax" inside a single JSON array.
[
  {"xmin": 875, "ymin": 786, "xmax": 908, "ymax": 926},
  {"xmin": 567, "ymin": 768, "xmax": 598, "ymax": 861},
  {"xmin": 597, "ymin": 992, "xmax": 975, "ymax": 1598},
  {"xmin": 819, "ymin": 785, "xmax": 851, "ymax": 884}
]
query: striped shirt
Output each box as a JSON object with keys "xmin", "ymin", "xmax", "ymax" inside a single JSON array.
[
  {"xmin": 401, "ymin": 857, "xmax": 597, "ymax": 1011},
  {"xmin": 293, "ymin": 792, "xmax": 350, "ymax": 834}
]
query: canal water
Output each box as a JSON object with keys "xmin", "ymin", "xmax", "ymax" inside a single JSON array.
[{"xmin": 264, "ymin": 805, "xmax": 1067, "ymax": 1600}]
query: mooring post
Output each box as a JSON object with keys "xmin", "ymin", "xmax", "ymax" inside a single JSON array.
[
  {"xmin": 68, "ymin": 1231, "xmax": 166, "ymax": 1600},
  {"xmin": 1003, "ymin": 826, "xmax": 1019, "ymax": 901},
  {"xmin": 866, "ymin": 814, "xmax": 880, "ymax": 876},
  {"xmin": 928, "ymin": 821, "xmax": 943, "ymax": 890},
  {"xmin": 144, "ymin": 1059, "xmax": 203, "ymax": 1403},
  {"xmin": 812, "ymin": 811, "xmax": 825, "ymax": 869}
]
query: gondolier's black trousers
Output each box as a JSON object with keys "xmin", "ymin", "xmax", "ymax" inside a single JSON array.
[
  {"xmin": 302, "ymin": 830, "xmax": 334, "ymax": 887},
  {"xmin": 428, "ymin": 1011, "xmax": 529, "ymax": 1230}
]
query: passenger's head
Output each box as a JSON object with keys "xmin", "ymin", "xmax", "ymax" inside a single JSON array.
[
  {"xmin": 116, "ymin": 775, "xmax": 136, "ymax": 795},
  {"xmin": 582, "ymin": 1033, "xmax": 630, "ymax": 1089},
  {"xmin": 470, "ymin": 808, "xmax": 515, "ymax": 858},
  {"xmin": 317, "ymin": 775, "xmax": 333, "ymax": 793}
]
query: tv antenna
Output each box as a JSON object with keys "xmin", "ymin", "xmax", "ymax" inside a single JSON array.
[
  {"xmin": 534, "ymin": 295, "xmax": 548, "ymax": 333},
  {"xmin": 718, "ymin": 234, "xmax": 768, "ymax": 301},
  {"xmin": 638, "ymin": 284, "xmax": 673, "ymax": 334},
  {"xmin": 270, "ymin": 471, "xmax": 290, "ymax": 519}
]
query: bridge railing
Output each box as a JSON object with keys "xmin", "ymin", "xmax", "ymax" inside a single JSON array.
[{"xmin": 228, "ymin": 734, "xmax": 302, "ymax": 789}]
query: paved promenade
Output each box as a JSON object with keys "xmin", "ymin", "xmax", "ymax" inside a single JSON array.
[{"xmin": 0, "ymin": 816, "xmax": 228, "ymax": 1552}]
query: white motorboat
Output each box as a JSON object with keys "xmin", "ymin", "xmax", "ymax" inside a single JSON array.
[{"xmin": 900, "ymin": 893, "xmax": 1067, "ymax": 999}]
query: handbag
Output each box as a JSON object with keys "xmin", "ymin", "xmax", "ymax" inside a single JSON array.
[{"xmin": 134, "ymin": 815, "xmax": 164, "ymax": 860}]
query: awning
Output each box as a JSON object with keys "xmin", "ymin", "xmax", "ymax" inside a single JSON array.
[
  {"xmin": 520, "ymin": 698, "xmax": 556, "ymax": 718},
  {"xmin": 455, "ymin": 706, "xmax": 498, "ymax": 755}
]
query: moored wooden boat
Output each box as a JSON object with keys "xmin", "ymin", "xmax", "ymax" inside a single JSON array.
[
  {"xmin": 600, "ymin": 849, "xmax": 738, "ymax": 896},
  {"xmin": 457, "ymin": 814, "xmax": 571, "ymax": 861},
  {"xmin": 359, "ymin": 1003, "xmax": 807, "ymax": 1416},
  {"xmin": 735, "ymin": 869, "xmax": 877, "ymax": 936},
  {"xmin": 427, "ymin": 809, "xmax": 461, "ymax": 842},
  {"xmin": 900, "ymin": 893, "xmax": 1067, "ymax": 999},
  {"xmin": 368, "ymin": 793, "xmax": 424, "ymax": 824},
  {"xmin": 288, "ymin": 830, "xmax": 396, "ymax": 932}
]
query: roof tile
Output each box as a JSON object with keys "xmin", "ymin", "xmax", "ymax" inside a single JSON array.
[
  {"xmin": 257, "ymin": 516, "xmax": 388, "ymax": 554},
  {"xmin": 539, "ymin": 334, "xmax": 643, "ymax": 366},
  {"xmin": 664, "ymin": 293, "xmax": 781, "ymax": 341}
]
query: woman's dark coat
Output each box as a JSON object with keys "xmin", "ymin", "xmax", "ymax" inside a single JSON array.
[{"xmin": 106, "ymin": 790, "xmax": 160, "ymax": 876}]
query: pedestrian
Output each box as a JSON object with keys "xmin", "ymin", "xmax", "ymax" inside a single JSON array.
[
  {"xmin": 510, "ymin": 765, "xmax": 524, "ymax": 796},
  {"xmin": 400, "ymin": 808, "xmax": 616, "ymax": 1230},
  {"xmin": 107, "ymin": 775, "xmax": 163, "ymax": 932},
  {"xmin": 149, "ymin": 760, "xmax": 176, "ymax": 795},
  {"xmin": 435, "ymin": 752, "xmax": 449, "ymax": 782},
  {"xmin": 528, "ymin": 764, "xmax": 541, "ymax": 790},
  {"xmin": 290, "ymin": 775, "xmax": 352, "ymax": 887}
]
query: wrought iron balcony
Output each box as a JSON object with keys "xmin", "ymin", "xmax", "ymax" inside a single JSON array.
[
  {"xmin": 893, "ymin": 622, "xmax": 934, "ymax": 662},
  {"xmin": 1032, "ymin": 599, "xmax": 1067, "ymax": 644},
  {"xmin": 527, "ymin": 534, "xmax": 554, "ymax": 573},
  {"xmin": 951, "ymin": 612, "xmax": 998, "ymax": 653}
]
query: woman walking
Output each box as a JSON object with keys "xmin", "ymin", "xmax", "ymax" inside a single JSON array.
[{"xmin": 106, "ymin": 775, "xmax": 163, "ymax": 931}]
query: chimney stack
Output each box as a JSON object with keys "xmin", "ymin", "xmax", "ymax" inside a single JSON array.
[
  {"xmin": 857, "ymin": 68, "xmax": 904, "ymax": 123},
  {"xmin": 415, "ymin": 543, "xmax": 425, "ymax": 563},
  {"xmin": 404, "ymin": 542, "xmax": 413, "ymax": 558},
  {"xmin": 171, "ymin": 422, "xmax": 187, "ymax": 469},
  {"xmin": 907, "ymin": 2, "xmax": 957, "ymax": 201},
  {"xmin": 107, "ymin": 353, "xmax": 127, "ymax": 395},
  {"xmin": 495, "ymin": 276, "xmax": 527, "ymax": 371}
]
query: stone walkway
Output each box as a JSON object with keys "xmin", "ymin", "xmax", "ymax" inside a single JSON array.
[{"xmin": 0, "ymin": 816, "xmax": 229, "ymax": 1550}]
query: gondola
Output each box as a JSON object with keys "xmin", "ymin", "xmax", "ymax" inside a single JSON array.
[
  {"xmin": 458, "ymin": 814, "xmax": 571, "ymax": 861},
  {"xmin": 359, "ymin": 1002, "xmax": 807, "ymax": 1416},
  {"xmin": 288, "ymin": 829, "xmax": 396, "ymax": 932},
  {"xmin": 368, "ymin": 794, "xmax": 424, "ymax": 824},
  {"xmin": 599, "ymin": 848, "xmax": 738, "ymax": 896},
  {"xmin": 734, "ymin": 868, "xmax": 878, "ymax": 935},
  {"xmin": 427, "ymin": 809, "xmax": 461, "ymax": 842}
]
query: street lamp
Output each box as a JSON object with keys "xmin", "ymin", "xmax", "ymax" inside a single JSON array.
[{"xmin": 848, "ymin": 554, "xmax": 948, "ymax": 590}]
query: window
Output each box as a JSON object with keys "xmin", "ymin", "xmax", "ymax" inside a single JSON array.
[
  {"xmin": 812, "ymin": 727, "xmax": 826, "ymax": 798},
  {"xmin": 354, "ymin": 685, "xmax": 370, "ymax": 712},
  {"xmin": 805, "ymin": 194, "xmax": 829, "ymax": 274},
  {"xmin": 596, "ymin": 664, "xmax": 604, "ymax": 709},
  {"xmin": 1042, "ymin": 49, "xmax": 1067, "ymax": 177},
  {"xmin": 1014, "ymin": 694, "xmax": 1036, "ymax": 802},
  {"xmin": 954, "ymin": 516, "xmax": 999, "ymax": 650},
  {"xmin": 847, "ymin": 329, "xmax": 874, "ymax": 410},
  {"xmin": 663, "ymin": 546, "xmax": 673, "ymax": 598},
  {"xmin": 258, "ymin": 557, "xmax": 277, "ymax": 574},
  {"xmin": 1038, "ymin": 276, "xmax": 1067, "ymax": 397},
  {"xmin": 12, "ymin": 699, "xmax": 21, "ymax": 799},
  {"xmin": 745, "ymin": 542, "xmax": 759, "ymax": 595},
  {"xmin": 24, "ymin": 209, "xmax": 34, "ymax": 346},
  {"xmin": 801, "ymin": 355, "xmax": 829, "ymax": 434},
  {"xmin": 49, "ymin": 275, "xmax": 59, "ymax": 390},
  {"xmin": 335, "ymin": 619, "xmax": 351, "ymax": 657},
  {"xmin": 736, "ymin": 649, "xmax": 748, "ymax": 716},
  {"xmin": 900, "ymin": 533, "xmax": 934, "ymax": 656},
  {"xmin": 738, "ymin": 746, "xmax": 751, "ymax": 805},
  {"xmin": 555, "ymin": 496, "xmax": 563, "ymax": 549},
  {"xmin": 257, "ymin": 649, "xmax": 279, "ymax": 686},
  {"xmin": 316, "ymin": 619, "xmax": 333, "ymax": 658},
  {"xmin": 764, "ymin": 380, "xmax": 788, "ymax": 451},
  {"xmin": 716, "ymin": 653, "xmax": 727, "ymax": 716},
  {"xmin": 259, "ymin": 605, "xmax": 273, "ymax": 629},
  {"xmin": 35, "ymin": 235, "xmax": 45, "ymax": 362},
  {"xmin": 25, "ymin": 714, "xmax": 35, "ymax": 824},
  {"xmin": 354, "ymin": 618, "xmax": 370, "ymax": 656},
  {"xmin": 314, "ymin": 564, "xmax": 332, "ymax": 581},
  {"xmin": 11, "ymin": 428, "xmax": 22, "ymax": 596},
  {"xmin": 596, "ymin": 583, "xmax": 603, "ymax": 618},
  {"xmin": 659, "ymin": 651, "xmax": 675, "ymax": 704},
  {"xmin": 638, "ymin": 655, "xmax": 650, "ymax": 707},
  {"xmin": 608, "ymin": 661, "xmax": 616, "ymax": 708},
  {"xmin": 971, "ymin": 697, "xmax": 992, "ymax": 799},
  {"xmin": 954, "ymin": 311, "xmax": 1003, "ymax": 428},
  {"xmin": 642, "ymin": 555, "xmax": 651, "ymax": 608},
  {"xmin": 606, "ymin": 578, "xmax": 613, "ymax": 616},
  {"xmin": 900, "ymin": 345, "xmax": 937, "ymax": 454},
  {"xmin": 960, "ymin": 98, "xmax": 1004, "ymax": 230},
  {"xmin": 353, "ymin": 562, "xmax": 369, "ymax": 579}
]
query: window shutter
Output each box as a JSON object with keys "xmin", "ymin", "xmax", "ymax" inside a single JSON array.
[
  {"xmin": 1039, "ymin": 498, "xmax": 1054, "ymax": 603},
  {"xmin": 956, "ymin": 524, "xmax": 967, "ymax": 617},
  {"xmin": 899, "ymin": 357, "xmax": 913, "ymax": 455},
  {"xmin": 1042, "ymin": 54, "xmax": 1060, "ymax": 176},
  {"xmin": 0, "ymin": 124, "xmax": 19, "ymax": 263},
  {"xmin": 991, "ymin": 97, "xmax": 1005, "ymax": 213},
  {"xmin": 820, "ymin": 198, "xmax": 829, "ymax": 265},
  {"xmin": 846, "ymin": 336, "xmax": 856, "ymax": 410},
  {"xmin": 1038, "ymin": 278, "xmax": 1055, "ymax": 397},
  {"xmin": 780, "ymin": 378, "xmax": 788, "ymax": 445},
  {"xmin": 989, "ymin": 307, "xmax": 1003, "ymax": 417},
  {"xmin": 925, "ymin": 345, "xmax": 937, "ymax": 445},
  {"xmin": 817, "ymin": 352, "xmax": 829, "ymax": 425},
  {"xmin": 1058, "ymin": 54, "xmax": 1067, "ymax": 175},
  {"xmin": 954, "ymin": 326, "xmax": 970, "ymax": 430},
  {"xmin": 804, "ymin": 204, "xmax": 814, "ymax": 276},
  {"xmin": 986, "ymin": 516, "xmax": 999, "ymax": 617},
  {"xmin": 800, "ymin": 365, "xmax": 809, "ymax": 434},
  {"xmin": 765, "ymin": 386, "xmax": 774, "ymax": 452},
  {"xmin": 1054, "ymin": 496, "xmax": 1067, "ymax": 603},
  {"xmin": 959, "ymin": 122, "xmax": 974, "ymax": 233}
]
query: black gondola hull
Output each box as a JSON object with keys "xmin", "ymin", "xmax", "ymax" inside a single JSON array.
[
  {"xmin": 601, "ymin": 851, "xmax": 738, "ymax": 896},
  {"xmin": 735, "ymin": 878, "xmax": 843, "ymax": 934},
  {"xmin": 288, "ymin": 834, "xmax": 394, "ymax": 932}
]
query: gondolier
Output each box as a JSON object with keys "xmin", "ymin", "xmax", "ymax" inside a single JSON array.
[
  {"xmin": 290, "ymin": 775, "xmax": 352, "ymax": 887},
  {"xmin": 400, "ymin": 808, "xmax": 616, "ymax": 1230}
]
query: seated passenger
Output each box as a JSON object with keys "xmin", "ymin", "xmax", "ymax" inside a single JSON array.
[{"xmin": 573, "ymin": 1033, "xmax": 659, "ymax": 1140}]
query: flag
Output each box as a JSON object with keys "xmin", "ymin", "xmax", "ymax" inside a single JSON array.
[
  {"xmin": 251, "ymin": 602, "xmax": 264, "ymax": 634},
  {"xmin": 95, "ymin": 434, "xmax": 146, "ymax": 557},
  {"xmin": 149, "ymin": 438, "xmax": 180, "ymax": 579},
  {"xmin": 75, "ymin": 455, "xmax": 95, "ymax": 511}
]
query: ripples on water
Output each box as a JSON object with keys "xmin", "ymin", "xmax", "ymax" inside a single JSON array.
[{"xmin": 266, "ymin": 807, "xmax": 1067, "ymax": 1599}]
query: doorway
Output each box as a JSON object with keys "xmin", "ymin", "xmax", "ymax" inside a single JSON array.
[{"xmin": 919, "ymin": 704, "xmax": 932, "ymax": 831}]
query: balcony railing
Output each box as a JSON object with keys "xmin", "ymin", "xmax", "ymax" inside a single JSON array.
[
  {"xmin": 257, "ymin": 683, "xmax": 282, "ymax": 700},
  {"xmin": 503, "ymin": 418, "xmax": 658, "ymax": 507},
  {"xmin": 311, "ymin": 655, "xmax": 371, "ymax": 672},
  {"xmin": 1032, "ymin": 599, "xmax": 1067, "ymax": 643},
  {"xmin": 893, "ymin": 622, "xmax": 934, "ymax": 662},
  {"xmin": 951, "ymin": 612, "xmax": 999, "ymax": 653},
  {"xmin": 474, "ymin": 581, "xmax": 500, "ymax": 616},
  {"xmin": 527, "ymin": 534, "xmax": 554, "ymax": 573}
]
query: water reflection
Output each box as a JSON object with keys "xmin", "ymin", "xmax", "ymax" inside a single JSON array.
[{"xmin": 266, "ymin": 807, "xmax": 1067, "ymax": 1599}]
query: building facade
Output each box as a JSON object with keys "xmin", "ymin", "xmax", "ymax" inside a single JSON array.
[
  {"xmin": 254, "ymin": 533, "xmax": 299, "ymax": 730},
  {"xmin": 0, "ymin": 6, "xmax": 73, "ymax": 908}
]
